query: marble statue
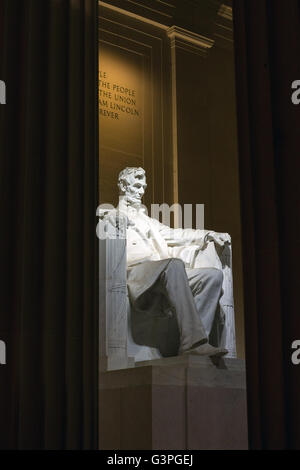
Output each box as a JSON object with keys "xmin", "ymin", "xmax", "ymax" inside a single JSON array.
[{"xmin": 101, "ymin": 167, "xmax": 236, "ymax": 359}]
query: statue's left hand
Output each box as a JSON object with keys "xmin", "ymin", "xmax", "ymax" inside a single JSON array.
[{"xmin": 205, "ymin": 231, "xmax": 231, "ymax": 247}]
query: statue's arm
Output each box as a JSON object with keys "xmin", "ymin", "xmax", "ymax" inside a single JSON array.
[
  {"xmin": 151, "ymin": 218, "xmax": 206, "ymax": 247},
  {"xmin": 152, "ymin": 218, "xmax": 231, "ymax": 249}
]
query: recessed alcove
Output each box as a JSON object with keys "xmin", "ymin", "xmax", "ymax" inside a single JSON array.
[{"xmin": 98, "ymin": 0, "xmax": 247, "ymax": 450}]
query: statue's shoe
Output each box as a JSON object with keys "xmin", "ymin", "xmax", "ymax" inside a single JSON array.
[{"xmin": 183, "ymin": 343, "xmax": 228, "ymax": 357}]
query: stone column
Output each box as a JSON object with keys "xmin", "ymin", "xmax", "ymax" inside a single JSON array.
[{"xmin": 167, "ymin": 25, "xmax": 214, "ymax": 224}]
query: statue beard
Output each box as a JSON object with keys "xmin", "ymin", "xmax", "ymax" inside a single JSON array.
[{"xmin": 123, "ymin": 191, "xmax": 142, "ymax": 207}]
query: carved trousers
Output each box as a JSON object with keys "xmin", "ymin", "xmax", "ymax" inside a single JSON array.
[{"xmin": 131, "ymin": 258, "xmax": 223, "ymax": 356}]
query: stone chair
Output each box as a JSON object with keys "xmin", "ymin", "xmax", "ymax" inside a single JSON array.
[{"xmin": 98, "ymin": 209, "xmax": 236, "ymax": 371}]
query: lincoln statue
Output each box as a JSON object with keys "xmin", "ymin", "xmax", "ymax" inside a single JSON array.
[{"xmin": 104, "ymin": 167, "xmax": 235, "ymax": 358}]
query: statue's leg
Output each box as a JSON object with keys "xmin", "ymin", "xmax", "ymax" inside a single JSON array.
[
  {"xmin": 130, "ymin": 260, "xmax": 226, "ymax": 357},
  {"xmin": 186, "ymin": 268, "xmax": 223, "ymax": 338},
  {"xmin": 158, "ymin": 258, "xmax": 208, "ymax": 353}
]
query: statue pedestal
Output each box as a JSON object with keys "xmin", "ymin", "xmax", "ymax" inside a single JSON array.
[{"xmin": 99, "ymin": 356, "xmax": 248, "ymax": 450}]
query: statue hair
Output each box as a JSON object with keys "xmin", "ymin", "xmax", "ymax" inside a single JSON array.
[{"xmin": 118, "ymin": 167, "xmax": 146, "ymax": 194}]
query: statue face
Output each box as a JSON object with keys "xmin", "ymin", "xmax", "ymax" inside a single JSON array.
[{"xmin": 124, "ymin": 171, "xmax": 147, "ymax": 205}]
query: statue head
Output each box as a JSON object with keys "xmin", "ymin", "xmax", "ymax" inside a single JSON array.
[{"xmin": 118, "ymin": 167, "xmax": 147, "ymax": 205}]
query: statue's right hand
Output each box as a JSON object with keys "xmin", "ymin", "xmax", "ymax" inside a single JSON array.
[
  {"xmin": 97, "ymin": 209, "xmax": 132, "ymax": 239},
  {"xmin": 106, "ymin": 211, "xmax": 135, "ymax": 230}
]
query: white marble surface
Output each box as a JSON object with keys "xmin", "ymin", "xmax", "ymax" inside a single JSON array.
[{"xmin": 98, "ymin": 167, "xmax": 237, "ymax": 370}]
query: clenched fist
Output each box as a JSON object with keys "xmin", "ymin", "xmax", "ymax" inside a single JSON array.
[{"xmin": 204, "ymin": 231, "xmax": 231, "ymax": 247}]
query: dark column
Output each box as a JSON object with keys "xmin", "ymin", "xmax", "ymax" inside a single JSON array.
[
  {"xmin": 233, "ymin": 0, "xmax": 300, "ymax": 449},
  {"xmin": 0, "ymin": 0, "xmax": 98, "ymax": 450}
]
